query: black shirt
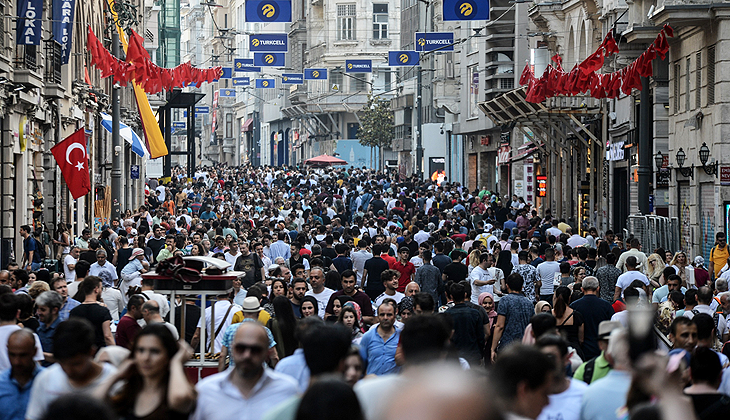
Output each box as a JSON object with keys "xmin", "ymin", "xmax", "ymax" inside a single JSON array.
[
  {"xmin": 147, "ymin": 237, "xmax": 166, "ymax": 261},
  {"xmin": 363, "ymin": 256, "xmax": 390, "ymax": 299},
  {"xmin": 70, "ymin": 303, "xmax": 112, "ymax": 348},
  {"xmin": 689, "ymin": 394, "xmax": 730, "ymax": 420},
  {"xmin": 443, "ymin": 262, "xmax": 468, "ymax": 283},
  {"xmin": 445, "ymin": 302, "xmax": 484, "ymax": 363}
]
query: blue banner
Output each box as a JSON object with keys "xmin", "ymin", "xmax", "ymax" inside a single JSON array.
[
  {"xmin": 250, "ymin": 34, "xmax": 288, "ymax": 52},
  {"xmin": 17, "ymin": 0, "xmax": 43, "ymax": 45},
  {"xmin": 254, "ymin": 52, "xmax": 286, "ymax": 67},
  {"xmin": 245, "ymin": 0, "xmax": 292, "ymax": 22},
  {"xmin": 219, "ymin": 88, "xmax": 236, "ymax": 97},
  {"xmin": 345, "ymin": 60, "xmax": 372, "ymax": 73},
  {"xmin": 388, "ymin": 51, "xmax": 419, "ymax": 66},
  {"xmin": 172, "ymin": 122, "xmax": 187, "ymax": 129},
  {"xmin": 443, "ymin": 0, "xmax": 489, "ymax": 21},
  {"xmin": 52, "ymin": 0, "xmax": 75, "ymax": 63},
  {"xmin": 281, "ymin": 73, "xmax": 303, "ymax": 84},
  {"xmin": 233, "ymin": 77, "xmax": 251, "ymax": 86},
  {"xmin": 304, "ymin": 69, "xmax": 327, "ymax": 80},
  {"xmin": 415, "ymin": 32, "xmax": 454, "ymax": 52},
  {"xmin": 219, "ymin": 68, "xmax": 233, "ymax": 79},
  {"xmin": 256, "ymin": 79, "xmax": 276, "ymax": 89},
  {"xmin": 195, "ymin": 106, "xmax": 210, "ymax": 114},
  {"xmin": 234, "ymin": 59, "xmax": 262, "ymax": 73}
]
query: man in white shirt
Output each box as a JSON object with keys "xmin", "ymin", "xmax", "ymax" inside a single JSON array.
[
  {"xmin": 191, "ymin": 295, "xmax": 241, "ymax": 353},
  {"xmin": 614, "ymin": 256, "xmax": 650, "ymax": 301},
  {"xmin": 374, "ymin": 270, "xmax": 405, "ymax": 310},
  {"xmin": 546, "ymin": 220, "xmax": 563, "ymax": 240},
  {"xmin": 88, "ymin": 250, "xmax": 118, "ymax": 284},
  {"xmin": 0, "ymin": 295, "xmax": 44, "ymax": 370},
  {"xmin": 683, "ymin": 286, "xmax": 729, "ymax": 341},
  {"xmin": 224, "ymin": 239, "xmax": 242, "ymax": 267},
  {"xmin": 191, "ymin": 321, "xmax": 298, "ymax": 420},
  {"xmin": 304, "ymin": 267, "xmax": 334, "ymax": 319},
  {"xmin": 414, "ymin": 224, "xmax": 430, "ymax": 245},
  {"xmin": 468, "ymin": 253, "xmax": 495, "ymax": 304},
  {"xmin": 535, "ymin": 334, "xmax": 588, "ymax": 420},
  {"xmin": 566, "ymin": 227, "xmax": 588, "ymax": 248},
  {"xmin": 536, "ymin": 248, "xmax": 561, "ymax": 301},
  {"xmin": 615, "ymin": 238, "xmax": 648, "ymax": 274},
  {"xmin": 63, "ymin": 247, "xmax": 79, "ymax": 284},
  {"xmin": 351, "ymin": 239, "xmax": 373, "ymax": 287}
]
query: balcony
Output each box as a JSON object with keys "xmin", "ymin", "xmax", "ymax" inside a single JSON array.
[
  {"xmin": 651, "ymin": 0, "xmax": 724, "ymax": 27},
  {"xmin": 43, "ymin": 41, "xmax": 65, "ymax": 99},
  {"xmin": 14, "ymin": 46, "xmax": 43, "ymax": 90}
]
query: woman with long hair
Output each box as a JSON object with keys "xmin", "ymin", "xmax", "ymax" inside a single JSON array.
[
  {"xmin": 267, "ymin": 296, "xmax": 298, "ymax": 358},
  {"xmin": 300, "ymin": 296, "xmax": 319, "ymax": 318},
  {"xmin": 467, "ymin": 249, "xmax": 481, "ymax": 275},
  {"xmin": 496, "ymin": 249, "xmax": 513, "ymax": 279},
  {"xmin": 553, "ymin": 286, "xmax": 584, "ymax": 359},
  {"xmin": 102, "ymin": 324, "xmax": 196, "ymax": 419},
  {"xmin": 53, "ymin": 223, "xmax": 71, "ymax": 260},
  {"xmin": 669, "ymin": 251, "xmax": 690, "ymax": 288},
  {"xmin": 646, "ymin": 253, "xmax": 665, "ymax": 288},
  {"xmin": 337, "ymin": 303, "xmax": 364, "ymax": 345},
  {"xmin": 262, "ymin": 278, "xmax": 289, "ymax": 316}
]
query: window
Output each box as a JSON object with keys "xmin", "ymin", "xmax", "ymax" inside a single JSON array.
[
  {"xmin": 708, "ymin": 46, "xmax": 715, "ymax": 105},
  {"xmin": 500, "ymin": 78, "xmax": 514, "ymax": 90},
  {"xmin": 331, "ymin": 70, "xmax": 344, "ymax": 91},
  {"xmin": 373, "ymin": 4, "xmax": 388, "ymax": 39},
  {"xmin": 337, "ymin": 4, "xmax": 356, "ymax": 40},
  {"xmin": 685, "ymin": 57, "xmax": 690, "ymax": 112},
  {"xmin": 226, "ymin": 113, "xmax": 233, "ymax": 138},
  {"xmin": 673, "ymin": 62, "xmax": 680, "ymax": 113},
  {"xmin": 468, "ymin": 65, "xmax": 479, "ymax": 117},
  {"xmin": 351, "ymin": 73, "xmax": 368, "ymax": 92},
  {"xmin": 696, "ymin": 52, "xmax": 701, "ymax": 109}
]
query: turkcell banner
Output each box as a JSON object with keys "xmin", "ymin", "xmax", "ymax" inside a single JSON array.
[
  {"xmin": 17, "ymin": 0, "xmax": 43, "ymax": 45},
  {"xmin": 219, "ymin": 88, "xmax": 236, "ymax": 97},
  {"xmin": 52, "ymin": 0, "xmax": 75, "ymax": 63},
  {"xmin": 245, "ymin": 0, "xmax": 292, "ymax": 22},
  {"xmin": 415, "ymin": 32, "xmax": 454, "ymax": 52},
  {"xmin": 219, "ymin": 68, "xmax": 233, "ymax": 79},
  {"xmin": 172, "ymin": 122, "xmax": 186, "ymax": 129},
  {"xmin": 254, "ymin": 52, "xmax": 286, "ymax": 67},
  {"xmin": 443, "ymin": 0, "xmax": 489, "ymax": 21},
  {"xmin": 250, "ymin": 34, "xmax": 288, "ymax": 52},
  {"xmin": 233, "ymin": 77, "xmax": 251, "ymax": 86},
  {"xmin": 345, "ymin": 60, "xmax": 372, "ymax": 73},
  {"xmin": 388, "ymin": 51, "xmax": 419, "ymax": 66},
  {"xmin": 304, "ymin": 69, "xmax": 327, "ymax": 80},
  {"xmin": 256, "ymin": 79, "xmax": 276, "ymax": 88},
  {"xmin": 234, "ymin": 59, "xmax": 262, "ymax": 73},
  {"xmin": 195, "ymin": 106, "xmax": 209, "ymax": 114},
  {"xmin": 281, "ymin": 73, "xmax": 304, "ymax": 84}
]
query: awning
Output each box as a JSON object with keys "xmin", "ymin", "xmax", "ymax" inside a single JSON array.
[
  {"xmin": 100, "ymin": 113, "xmax": 148, "ymax": 158},
  {"xmin": 304, "ymin": 154, "xmax": 348, "ymax": 167},
  {"xmin": 509, "ymin": 145, "xmax": 540, "ymax": 163},
  {"xmin": 242, "ymin": 118, "xmax": 253, "ymax": 132}
]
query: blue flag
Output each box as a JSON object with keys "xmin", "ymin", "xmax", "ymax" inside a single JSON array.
[
  {"xmin": 219, "ymin": 88, "xmax": 236, "ymax": 97},
  {"xmin": 245, "ymin": 0, "xmax": 292, "ymax": 22},
  {"xmin": 443, "ymin": 0, "xmax": 489, "ymax": 21},
  {"xmin": 250, "ymin": 34, "xmax": 288, "ymax": 52},
  {"xmin": 281, "ymin": 73, "xmax": 304, "ymax": 84},
  {"xmin": 254, "ymin": 52, "xmax": 286, "ymax": 67},
  {"xmin": 233, "ymin": 77, "xmax": 251, "ymax": 86},
  {"xmin": 304, "ymin": 69, "xmax": 327, "ymax": 80},
  {"xmin": 256, "ymin": 79, "xmax": 276, "ymax": 88},
  {"xmin": 388, "ymin": 51, "xmax": 419, "ymax": 66},
  {"xmin": 17, "ymin": 0, "xmax": 43, "ymax": 45},
  {"xmin": 415, "ymin": 32, "xmax": 454, "ymax": 51},
  {"xmin": 234, "ymin": 59, "xmax": 262, "ymax": 73},
  {"xmin": 345, "ymin": 60, "xmax": 372, "ymax": 73},
  {"xmin": 219, "ymin": 68, "xmax": 233, "ymax": 79},
  {"xmin": 52, "ymin": 0, "xmax": 75, "ymax": 63}
]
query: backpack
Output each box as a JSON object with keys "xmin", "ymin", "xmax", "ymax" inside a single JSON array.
[
  {"xmin": 692, "ymin": 309, "xmax": 722, "ymax": 342},
  {"xmin": 32, "ymin": 237, "xmax": 46, "ymax": 260}
]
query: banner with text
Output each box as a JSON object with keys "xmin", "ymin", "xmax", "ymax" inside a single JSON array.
[
  {"xmin": 415, "ymin": 32, "xmax": 454, "ymax": 52},
  {"xmin": 52, "ymin": 0, "xmax": 75, "ymax": 63},
  {"xmin": 17, "ymin": 0, "xmax": 43, "ymax": 45},
  {"xmin": 250, "ymin": 34, "xmax": 288, "ymax": 52},
  {"xmin": 281, "ymin": 73, "xmax": 304, "ymax": 84},
  {"xmin": 345, "ymin": 60, "xmax": 372, "ymax": 73}
]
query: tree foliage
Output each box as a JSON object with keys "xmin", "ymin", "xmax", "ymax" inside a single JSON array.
[{"xmin": 357, "ymin": 95, "xmax": 394, "ymax": 151}]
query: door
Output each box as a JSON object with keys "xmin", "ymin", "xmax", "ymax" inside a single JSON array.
[
  {"xmin": 678, "ymin": 181, "xmax": 691, "ymax": 252},
  {"xmin": 468, "ymin": 153, "xmax": 477, "ymax": 190},
  {"xmin": 613, "ymin": 168, "xmax": 628, "ymax": 234},
  {"xmin": 700, "ymin": 183, "xmax": 715, "ymax": 261}
]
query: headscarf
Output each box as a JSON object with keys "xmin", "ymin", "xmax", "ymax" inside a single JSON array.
[
  {"xmin": 398, "ymin": 296, "xmax": 414, "ymax": 314},
  {"xmin": 477, "ymin": 292, "xmax": 498, "ymax": 325},
  {"xmin": 98, "ymin": 270, "xmax": 115, "ymax": 288},
  {"xmin": 534, "ymin": 300, "xmax": 552, "ymax": 315},
  {"xmin": 343, "ymin": 301, "xmax": 364, "ymax": 333}
]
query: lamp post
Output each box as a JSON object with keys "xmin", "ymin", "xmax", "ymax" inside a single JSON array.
[
  {"xmin": 654, "ymin": 151, "xmax": 670, "ymax": 183},
  {"xmin": 698, "ymin": 142, "xmax": 718, "ymax": 177},
  {"xmin": 675, "ymin": 147, "xmax": 694, "ymax": 179}
]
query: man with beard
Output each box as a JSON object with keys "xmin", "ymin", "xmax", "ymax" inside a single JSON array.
[
  {"xmin": 234, "ymin": 241, "xmax": 265, "ymax": 289},
  {"xmin": 191, "ymin": 322, "xmax": 298, "ymax": 420}
]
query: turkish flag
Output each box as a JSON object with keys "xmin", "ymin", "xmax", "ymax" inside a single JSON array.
[{"xmin": 51, "ymin": 129, "xmax": 91, "ymax": 199}]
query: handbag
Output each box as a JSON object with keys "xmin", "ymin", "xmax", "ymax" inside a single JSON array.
[{"xmin": 156, "ymin": 255, "xmax": 202, "ymax": 284}]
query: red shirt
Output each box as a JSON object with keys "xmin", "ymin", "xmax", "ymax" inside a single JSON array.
[
  {"xmin": 381, "ymin": 253, "xmax": 397, "ymax": 268},
  {"xmin": 116, "ymin": 315, "xmax": 142, "ymax": 349},
  {"xmin": 392, "ymin": 260, "xmax": 416, "ymax": 292}
]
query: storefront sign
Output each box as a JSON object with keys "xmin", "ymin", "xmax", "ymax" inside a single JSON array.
[
  {"xmin": 721, "ymin": 166, "xmax": 730, "ymax": 186},
  {"xmin": 498, "ymin": 145, "xmax": 511, "ymax": 164},
  {"xmin": 536, "ymin": 175, "xmax": 547, "ymax": 197},
  {"xmin": 606, "ymin": 141, "xmax": 624, "ymax": 161}
]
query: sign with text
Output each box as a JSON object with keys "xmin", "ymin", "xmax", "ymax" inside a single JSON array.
[
  {"xmin": 415, "ymin": 32, "xmax": 454, "ymax": 51},
  {"xmin": 721, "ymin": 166, "xmax": 730, "ymax": 186},
  {"xmin": 345, "ymin": 60, "xmax": 372, "ymax": 73},
  {"xmin": 281, "ymin": 73, "xmax": 304, "ymax": 84},
  {"xmin": 234, "ymin": 59, "xmax": 262, "ymax": 72},
  {"xmin": 536, "ymin": 175, "xmax": 547, "ymax": 197},
  {"xmin": 17, "ymin": 0, "xmax": 43, "ymax": 45},
  {"xmin": 195, "ymin": 106, "xmax": 209, "ymax": 114},
  {"xmin": 52, "ymin": 0, "xmax": 75, "ymax": 63},
  {"xmin": 249, "ymin": 34, "xmax": 288, "ymax": 52},
  {"xmin": 233, "ymin": 77, "xmax": 251, "ymax": 86}
]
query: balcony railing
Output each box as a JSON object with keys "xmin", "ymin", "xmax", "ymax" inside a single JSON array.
[{"xmin": 45, "ymin": 41, "xmax": 62, "ymax": 84}]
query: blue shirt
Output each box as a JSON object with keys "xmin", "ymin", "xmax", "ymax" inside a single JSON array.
[
  {"xmin": 269, "ymin": 240, "xmax": 291, "ymax": 261},
  {"xmin": 58, "ymin": 298, "xmax": 80, "ymax": 322},
  {"xmin": 0, "ymin": 365, "xmax": 44, "ymax": 420},
  {"xmin": 274, "ymin": 348, "xmax": 310, "ymax": 392},
  {"xmin": 37, "ymin": 316, "xmax": 62, "ymax": 354},
  {"xmin": 579, "ymin": 370, "xmax": 632, "ymax": 420},
  {"xmin": 359, "ymin": 326, "xmax": 401, "ymax": 376}
]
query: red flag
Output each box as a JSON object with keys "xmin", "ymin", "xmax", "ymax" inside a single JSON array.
[{"xmin": 51, "ymin": 129, "xmax": 91, "ymax": 200}]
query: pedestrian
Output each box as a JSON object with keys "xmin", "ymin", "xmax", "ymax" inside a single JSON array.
[
  {"xmin": 490, "ymin": 273, "xmax": 534, "ymax": 361},
  {"xmin": 569, "ymin": 276, "xmax": 614, "ymax": 360}
]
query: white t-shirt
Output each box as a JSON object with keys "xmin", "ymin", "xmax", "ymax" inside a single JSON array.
[
  {"xmin": 305, "ymin": 287, "xmax": 335, "ymax": 319},
  {"xmin": 224, "ymin": 251, "xmax": 241, "ymax": 267},
  {"xmin": 546, "ymin": 227, "xmax": 563, "ymax": 239},
  {"xmin": 66, "ymin": 281, "xmax": 82, "ymax": 301},
  {"xmin": 0, "ymin": 325, "xmax": 44, "ymax": 370},
  {"xmin": 409, "ymin": 256, "xmax": 424, "ymax": 269},
  {"xmin": 536, "ymin": 378, "xmax": 588, "ymax": 420},
  {"xmin": 468, "ymin": 266, "xmax": 493, "ymax": 304},
  {"xmin": 615, "ymin": 271, "xmax": 650, "ymax": 297},
  {"xmin": 26, "ymin": 362, "xmax": 117, "ymax": 420},
  {"xmin": 682, "ymin": 304, "xmax": 729, "ymax": 338},
  {"xmin": 196, "ymin": 300, "xmax": 241, "ymax": 353},
  {"xmin": 63, "ymin": 255, "xmax": 77, "ymax": 283},
  {"xmin": 101, "ymin": 287, "xmax": 124, "ymax": 322},
  {"xmin": 537, "ymin": 261, "xmax": 560, "ymax": 296},
  {"xmin": 374, "ymin": 291, "xmax": 405, "ymax": 314}
]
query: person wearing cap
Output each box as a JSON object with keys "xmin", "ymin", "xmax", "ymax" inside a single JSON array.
[
  {"xmin": 219, "ymin": 296, "xmax": 278, "ymax": 372},
  {"xmin": 119, "ymin": 248, "xmax": 149, "ymax": 305},
  {"xmin": 573, "ymin": 320, "xmax": 622, "ymax": 384},
  {"xmin": 579, "ymin": 328, "xmax": 632, "ymax": 420}
]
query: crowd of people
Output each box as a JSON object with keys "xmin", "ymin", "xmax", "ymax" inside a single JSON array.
[{"xmin": 3, "ymin": 163, "xmax": 730, "ymax": 420}]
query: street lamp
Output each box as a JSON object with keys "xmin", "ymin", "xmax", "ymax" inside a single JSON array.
[
  {"xmin": 698, "ymin": 142, "xmax": 718, "ymax": 177},
  {"xmin": 675, "ymin": 147, "xmax": 694, "ymax": 179},
  {"xmin": 654, "ymin": 151, "xmax": 670, "ymax": 183}
]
